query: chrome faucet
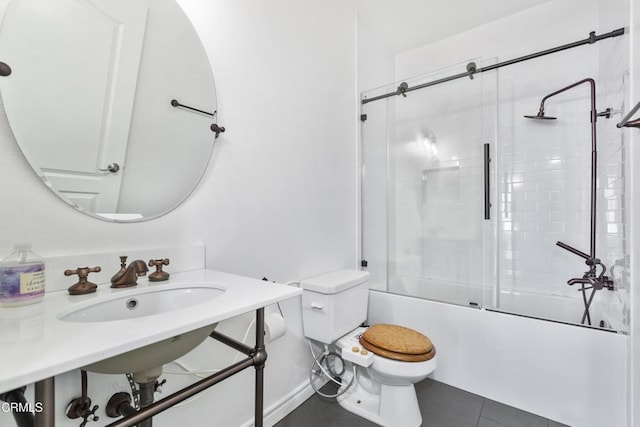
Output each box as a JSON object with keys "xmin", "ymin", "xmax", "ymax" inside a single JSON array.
[{"xmin": 110, "ymin": 256, "xmax": 149, "ymax": 288}]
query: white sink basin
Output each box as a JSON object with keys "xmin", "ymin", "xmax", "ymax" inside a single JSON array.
[
  {"xmin": 81, "ymin": 323, "xmax": 218, "ymax": 375},
  {"xmin": 57, "ymin": 285, "xmax": 226, "ymax": 374},
  {"xmin": 59, "ymin": 285, "xmax": 225, "ymax": 323}
]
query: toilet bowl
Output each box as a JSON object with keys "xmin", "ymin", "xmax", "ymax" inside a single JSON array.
[
  {"xmin": 334, "ymin": 326, "xmax": 436, "ymax": 427},
  {"xmin": 300, "ymin": 270, "xmax": 437, "ymax": 427}
]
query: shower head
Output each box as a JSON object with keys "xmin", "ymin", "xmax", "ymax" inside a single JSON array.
[
  {"xmin": 524, "ymin": 108, "xmax": 557, "ymax": 120},
  {"xmin": 524, "ymin": 114, "xmax": 557, "ymax": 120}
]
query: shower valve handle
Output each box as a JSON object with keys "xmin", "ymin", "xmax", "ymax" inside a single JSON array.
[{"xmin": 593, "ymin": 276, "xmax": 614, "ymax": 291}]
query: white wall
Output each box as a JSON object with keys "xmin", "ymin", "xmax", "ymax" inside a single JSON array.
[
  {"xmin": 180, "ymin": 0, "xmax": 359, "ymax": 282},
  {"xmin": 0, "ymin": 0, "xmax": 358, "ymax": 425},
  {"xmin": 356, "ymin": 14, "xmax": 395, "ymax": 288}
]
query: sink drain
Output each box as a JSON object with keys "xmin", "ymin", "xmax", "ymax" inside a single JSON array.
[{"xmin": 125, "ymin": 298, "xmax": 139, "ymax": 310}]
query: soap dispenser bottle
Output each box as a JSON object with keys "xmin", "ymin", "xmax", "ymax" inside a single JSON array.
[{"xmin": 0, "ymin": 244, "xmax": 45, "ymax": 306}]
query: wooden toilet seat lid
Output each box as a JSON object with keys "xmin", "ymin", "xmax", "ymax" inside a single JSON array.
[{"xmin": 359, "ymin": 324, "xmax": 436, "ymax": 362}]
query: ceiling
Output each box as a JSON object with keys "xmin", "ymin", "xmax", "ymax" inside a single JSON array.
[{"xmin": 355, "ymin": 0, "xmax": 553, "ymax": 53}]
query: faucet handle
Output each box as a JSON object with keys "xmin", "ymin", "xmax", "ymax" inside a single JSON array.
[
  {"xmin": 110, "ymin": 256, "xmax": 128, "ymax": 285},
  {"xmin": 148, "ymin": 258, "xmax": 170, "ymax": 282},
  {"xmin": 65, "ymin": 266, "xmax": 101, "ymax": 295}
]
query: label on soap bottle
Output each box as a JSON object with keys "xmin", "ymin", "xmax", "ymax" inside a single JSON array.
[
  {"xmin": 20, "ymin": 270, "xmax": 45, "ymax": 294},
  {"xmin": 0, "ymin": 264, "xmax": 45, "ymax": 303}
]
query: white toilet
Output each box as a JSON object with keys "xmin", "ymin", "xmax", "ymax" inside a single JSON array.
[{"xmin": 300, "ymin": 270, "xmax": 437, "ymax": 427}]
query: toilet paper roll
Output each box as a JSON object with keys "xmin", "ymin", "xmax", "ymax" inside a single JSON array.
[
  {"xmin": 263, "ymin": 312, "xmax": 287, "ymax": 344},
  {"xmin": 218, "ymin": 311, "xmax": 288, "ymax": 346}
]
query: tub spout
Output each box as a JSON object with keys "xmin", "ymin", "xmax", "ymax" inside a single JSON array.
[{"xmin": 567, "ymin": 277, "xmax": 591, "ymax": 286}]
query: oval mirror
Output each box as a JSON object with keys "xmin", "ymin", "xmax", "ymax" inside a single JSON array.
[{"xmin": 0, "ymin": 0, "xmax": 218, "ymax": 222}]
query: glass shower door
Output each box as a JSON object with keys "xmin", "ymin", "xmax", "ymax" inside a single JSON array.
[{"xmin": 361, "ymin": 60, "xmax": 497, "ymax": 308}]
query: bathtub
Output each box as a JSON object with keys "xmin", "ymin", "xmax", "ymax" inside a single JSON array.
[{"xmin": 367, "ymin": 289, "xmax": 628, "ymax": 427}]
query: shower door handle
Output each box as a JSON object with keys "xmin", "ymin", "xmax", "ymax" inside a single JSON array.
[{"xmin": 484, "ymin": 143, "xmax": 491, "ymax": 220}]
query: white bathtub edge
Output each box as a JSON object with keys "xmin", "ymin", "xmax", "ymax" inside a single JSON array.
[{"xmin": 368, "ymin": 290, "xmax": 628, "ymax": 427}]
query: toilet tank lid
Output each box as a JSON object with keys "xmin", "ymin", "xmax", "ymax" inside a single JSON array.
[{"xmin": 300, "ymin": 270, "xmax": 370, "ymax": 294}]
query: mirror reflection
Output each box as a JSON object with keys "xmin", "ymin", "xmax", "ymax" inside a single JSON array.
[{"xmin": 0, "ymin": 0, "xmax": 218, "ymax": 221}]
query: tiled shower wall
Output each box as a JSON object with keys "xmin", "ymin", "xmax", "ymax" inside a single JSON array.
[
  {"xmin": 495, "ymin": 48, "xmax": 598, "ymax": 300},
  {"xmin": 492, "ymin": 3, "xmax": 628, "ymax": 328}
]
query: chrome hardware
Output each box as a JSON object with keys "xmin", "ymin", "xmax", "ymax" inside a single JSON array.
[
  {"xmin": 125, "ymin": 298, "xmax": 139, "ymax": 310},
  {"xmin": 98, "ymin": 163, "xmax": 120, "ymax": 173}
]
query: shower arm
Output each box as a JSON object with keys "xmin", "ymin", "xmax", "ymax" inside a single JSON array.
[
  {"xmin": 539, "ymin": 78, "xmax": 598, "ymax": 260},
  {"xmin": 537, "ymin": 78, "xmax": 597, "ymax": 151}
]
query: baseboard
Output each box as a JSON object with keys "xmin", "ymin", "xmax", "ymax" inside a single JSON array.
[{"xmin": 240, "ymin": 381, "xmax": 315, "ymax": 427}]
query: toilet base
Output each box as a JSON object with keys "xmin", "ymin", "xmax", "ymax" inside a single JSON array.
[{"xmin": 337, "ymin": 379, "xmax": 422, "ymax": 427}]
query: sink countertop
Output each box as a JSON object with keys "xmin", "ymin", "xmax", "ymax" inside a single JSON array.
[{"xmin": 0, "ymin": 269, "xmax": 302, "ymax": 393}]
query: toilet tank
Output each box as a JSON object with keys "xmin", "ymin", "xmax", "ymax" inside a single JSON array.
[{"xmin": 300, "ymin": 270, "xmax": 370, "ymax": 344}]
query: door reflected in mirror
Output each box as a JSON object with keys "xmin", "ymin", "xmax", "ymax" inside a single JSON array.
[{"xmin": 0, "ymin": 0, "xmax": 218, "ymax": 222}]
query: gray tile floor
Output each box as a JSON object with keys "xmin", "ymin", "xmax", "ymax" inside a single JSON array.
[{"xmin": 275, "ymin": 379, "xmax": 570, "ymax": 427}]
